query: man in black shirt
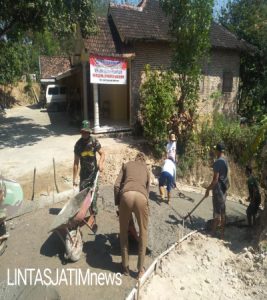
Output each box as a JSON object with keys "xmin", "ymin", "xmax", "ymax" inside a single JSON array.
[{"xmin": 73, "ymin": 120, "xmax": 105, "ymax": 229}]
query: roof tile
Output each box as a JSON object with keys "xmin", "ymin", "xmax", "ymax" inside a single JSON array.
[{"xmin": 39, "ymin": 56, "xmax": 71, "ymax": 79}]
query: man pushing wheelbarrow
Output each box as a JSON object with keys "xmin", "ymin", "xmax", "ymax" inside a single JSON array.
[
  {"xmin": 73, "ymin": 120, "xmax": 105, "ymax": 232},
  {"xmin": 49, "ymin": 121, "xmax": 105, "ymax": 262}
]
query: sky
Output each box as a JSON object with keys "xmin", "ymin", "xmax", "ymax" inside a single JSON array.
[{"xmin": 213, "ymin": 0, "xmax": 228, "ymax": 16}]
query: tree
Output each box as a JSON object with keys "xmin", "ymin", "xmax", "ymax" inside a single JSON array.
[
  {"xmin": 160, "ymin": 0, "xmax": 214, "ymax": 150},
  {"xmin": 140, "ymin": 65, "xmax": 176, "ymax": 157},
  {"xmin": 0, "ymin": 0, "xmax": 97, "ymax": 85},
  {"xmin": 0, "ymin": 0, "xmax": 97, "ymax": 40},
  {"xmin": 219, "ymin": 0, "xmax": 267, "ymax": 120},
  {"xmin": 0, "ymin": 41, "xmax": 30, "ymax": 85}
]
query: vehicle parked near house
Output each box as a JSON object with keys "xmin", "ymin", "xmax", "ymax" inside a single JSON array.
[{"xmin": 45, "ymin": 84, "xmax": 67, "ymax": 111}]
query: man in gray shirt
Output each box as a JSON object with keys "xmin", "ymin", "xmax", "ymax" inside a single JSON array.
[{"xmin": 205, "ymin": 143, "xmax": 229, "ymax": 238}]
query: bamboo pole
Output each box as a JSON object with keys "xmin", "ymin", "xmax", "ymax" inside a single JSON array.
[
  {"xmin": 31, "ymin": 167, "xmax": 36, "ymax": 201},
  {"xmin": 53, "ymin": 158, "xmax": 59, "ymax": 193}
]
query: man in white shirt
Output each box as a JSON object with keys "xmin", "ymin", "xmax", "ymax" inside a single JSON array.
[
  {"xmin": 159, "ymin": 157, "xmax": 176, "ymax": 204},
  {"xmin": 166, "ymin": 133, "xmax": 177, "ymax": 162}
]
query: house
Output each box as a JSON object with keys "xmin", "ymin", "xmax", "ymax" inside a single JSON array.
[{"xmin": 39, "ymin": 0, "xmax": 248, "ymax": 133}]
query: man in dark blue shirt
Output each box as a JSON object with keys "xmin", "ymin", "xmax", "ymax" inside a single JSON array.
[{"xmin": 205, "ymin": 143, "xmax": 229, "ymax": 238}]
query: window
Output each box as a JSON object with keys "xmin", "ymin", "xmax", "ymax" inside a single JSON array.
[
  {"xmin": 60, "ymin": 87, "xmax": 66, "ymax": 94},
  {"xmin": 48, "ymin": 87, "xmax": 59, "ymax": 95},
  {"xmin": 222, "ymin": 71, "xmax": 233, "ymax": 93}
]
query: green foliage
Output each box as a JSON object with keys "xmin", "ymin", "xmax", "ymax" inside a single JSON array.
[
  {"xmin": 159, "ymin": 0, "xmax": 214, "ymax": 155},
  {"xmin": 0, "ymin": 0, "xmax": 97, "ymax": 85},
  {"xmin": 178, "ymin": 114, "xmax": 267, "ymax": 176},
  {"xmin": 140, "ymin": 65, "xmax": 176, "ymax": 157},
  {"xmin": 243, "ymin": 115, "xmax": 267, "ymax": 165},
  {"xmin": 197, "ymin": 113, "xmax": 257, "ymax": 163},
  {"xmin": 160, "ymin": 0, "xmax": 213, "ymax": 112},
  {"xmin": 0, "ymin": 0, "xmax": 97, "ymax": 40},
  {"xmin": 0, "ymin": 41, "xmax": 30, "ymax": 85},
  {"xmin": 219, "ymin": 0, "xmax": 267, "ymax": 120}
]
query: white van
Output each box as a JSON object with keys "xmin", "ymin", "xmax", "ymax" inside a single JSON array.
[{"xmin": 45, "ymin": 84, "xmax": 67, "ymax": 105}]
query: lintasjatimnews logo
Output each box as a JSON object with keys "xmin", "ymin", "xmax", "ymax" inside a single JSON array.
[{"xmin": 7, "ymin": 268, "xmax": 122, "ymax": 286}]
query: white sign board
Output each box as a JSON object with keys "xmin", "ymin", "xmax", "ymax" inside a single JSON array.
[{"xmin": 90, "ymin": 55, "xmax": 127, "ymax": 85}]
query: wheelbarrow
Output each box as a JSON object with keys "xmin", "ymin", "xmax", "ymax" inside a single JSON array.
[
  {"xmin": 0, "ymin": 177, "xmax": 23, "ymax": 256},
  {"xmin": 49, "ymin": 172, "xmax": 99, "ymax": 262}
]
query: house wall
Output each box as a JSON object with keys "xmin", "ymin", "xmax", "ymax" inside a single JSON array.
[
  {"xmin": 99, "ymin": 84, "xmax": 128, "ymax": 121},
  {"xmin": 199, "ymin": 49, "xmax": 240, "ymax": 116},
  {"xmin": 130, "ymin": 42, "xmax": 240, "ymax": 125},
  {"xmin": 131, "ymin": 41, "xmax": 172, "ymax": 125}
]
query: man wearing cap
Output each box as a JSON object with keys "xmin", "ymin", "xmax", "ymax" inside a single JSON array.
[
  {"xmin": 205, "ymin": 143, "xmax": 229, "ymax": 238},
  {"xmin": 166, "ymin": 133, "xmax": 177, "ymax": 162},
  {"xmin": 73, "ymin": 120, "xmax": 105, "ymax": 228}
]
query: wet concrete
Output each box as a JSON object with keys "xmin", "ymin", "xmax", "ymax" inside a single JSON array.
[{"xmin": 0, "ymin": 184, "xmax": 247, "ymax": 300}]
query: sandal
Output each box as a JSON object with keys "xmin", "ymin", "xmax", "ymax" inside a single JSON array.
[
  {"xmin": 137, "ymin": 267, "xmax": 146, "ymax": 279},
  {"xmin": 121, "ymin": 264, "xmax": 130, "ymax": 276}
]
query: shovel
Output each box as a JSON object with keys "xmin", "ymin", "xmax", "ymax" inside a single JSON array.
[{"xmin": 183, "ymin": 195, "xmax": 207, "ymax": 224}]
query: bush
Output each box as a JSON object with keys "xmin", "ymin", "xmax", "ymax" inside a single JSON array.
[
  {"xmin": 178, "ymin": 113, "xmax": 259, "ymax": 176},
  {"xmin": 197, "ymin": 113, "xmax": 257, "ymax": 163},
  {"xmin": 140, "ymin": 65, "xmax": 176, "ymax": 157}
]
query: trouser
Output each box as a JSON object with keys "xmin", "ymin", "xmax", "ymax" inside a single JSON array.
[
  {"xmin": 246, "ymin": 201, "xmax": 260, "ymax": 226},
  {"xmin": 80, "ymin": 173, "xmax": 99, "ymax": 215},
  {"xmin": 119, "ymin": 191, "xmax": 149, "ymax": 271}
]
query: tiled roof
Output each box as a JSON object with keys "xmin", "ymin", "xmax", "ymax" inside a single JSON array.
[
  {"xmin": 83, "ymin": 17, "xmax": 133, "ymax": 57},
  {"xmin": 109, "ymin": 0, "xmax": 247, "ymax": 51},
  {"xmin": 109, "ymin": 0, "xmax": 170, "ymax": 42},
  {"xmin": 39, "ymin": 56, "xmax": 71, "ymax": 79}
]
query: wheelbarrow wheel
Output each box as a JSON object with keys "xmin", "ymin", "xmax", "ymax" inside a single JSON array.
[
  {"xmin": 0, "ymin": 239, "xmax": 7, "ymax": 256},
  {"xmin": 64, "ymin": 228, "xmax": 83, "ymax": 262}
]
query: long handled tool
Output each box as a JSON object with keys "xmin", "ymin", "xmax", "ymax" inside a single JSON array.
[
  {"xmin": 31, "ymin": 167, "xmax": 36, "ymax": 201},
  {"xmin": 183, "ymin": 195, "xmax": 207, "ymax": 224}
]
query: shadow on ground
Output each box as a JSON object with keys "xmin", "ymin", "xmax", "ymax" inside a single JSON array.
[
  {"xmin": 0, "ymin": 105, "xmax": 78, "ymax": 149},
  {"xmin": 40, "ymin": 232, "xmax": 66, "ymax": 263}
]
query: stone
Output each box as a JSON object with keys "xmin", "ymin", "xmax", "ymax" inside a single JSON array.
[
  {"xmin": 245, "ymin": 274, "xmax": 252, "ymax": 280},
  {"xmin": 245, "ymin": 252, "xmax": 254, "ymax": 260},
  {"xmin": 205, "ymin": 279, "xmax": 210, "ymax": 284},
  {"xmin": 255, "ymin": 262, "xmax": 262, "ymax": 269},
  {"xmin": 263, "ymin": 257, "xmax": 267, "ymax": 270}
]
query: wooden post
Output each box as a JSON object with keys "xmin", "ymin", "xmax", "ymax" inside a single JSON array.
[
  {"xmin": 53, "ymin": 158, "xmax": 59, "ymax": 193},
  {"xmin": 31, "ymin": 167, "xmax": 36, "ymax": 201}
]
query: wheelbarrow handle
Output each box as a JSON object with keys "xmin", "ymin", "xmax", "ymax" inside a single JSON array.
[{"xmin": 183, "ymin": 195, "xmax": 207, "ymax": 221}]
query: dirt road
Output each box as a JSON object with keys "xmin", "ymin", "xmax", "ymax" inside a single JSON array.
[
  {"xmin": 1, "ymin": 105, "xmax": 266, "ymax": 300},
  {"xmin": 0, "ymin": 105, "xmax": 148, "ymax": 199},
  {"xmin": 0, "ymin": 183, "xmax": 255, "ymax": 300}
]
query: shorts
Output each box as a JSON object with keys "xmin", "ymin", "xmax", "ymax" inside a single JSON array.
[
  {"xmin": 246, "ymin": 203, "xmax": 260, "ymax": 217},
  {"xmin": 212, "ymin": 186, "xmax": 226, "ymax": 217},
  {"xmin": 159, "ymin": 171, "xmax": 174, "ymax": 192}
]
